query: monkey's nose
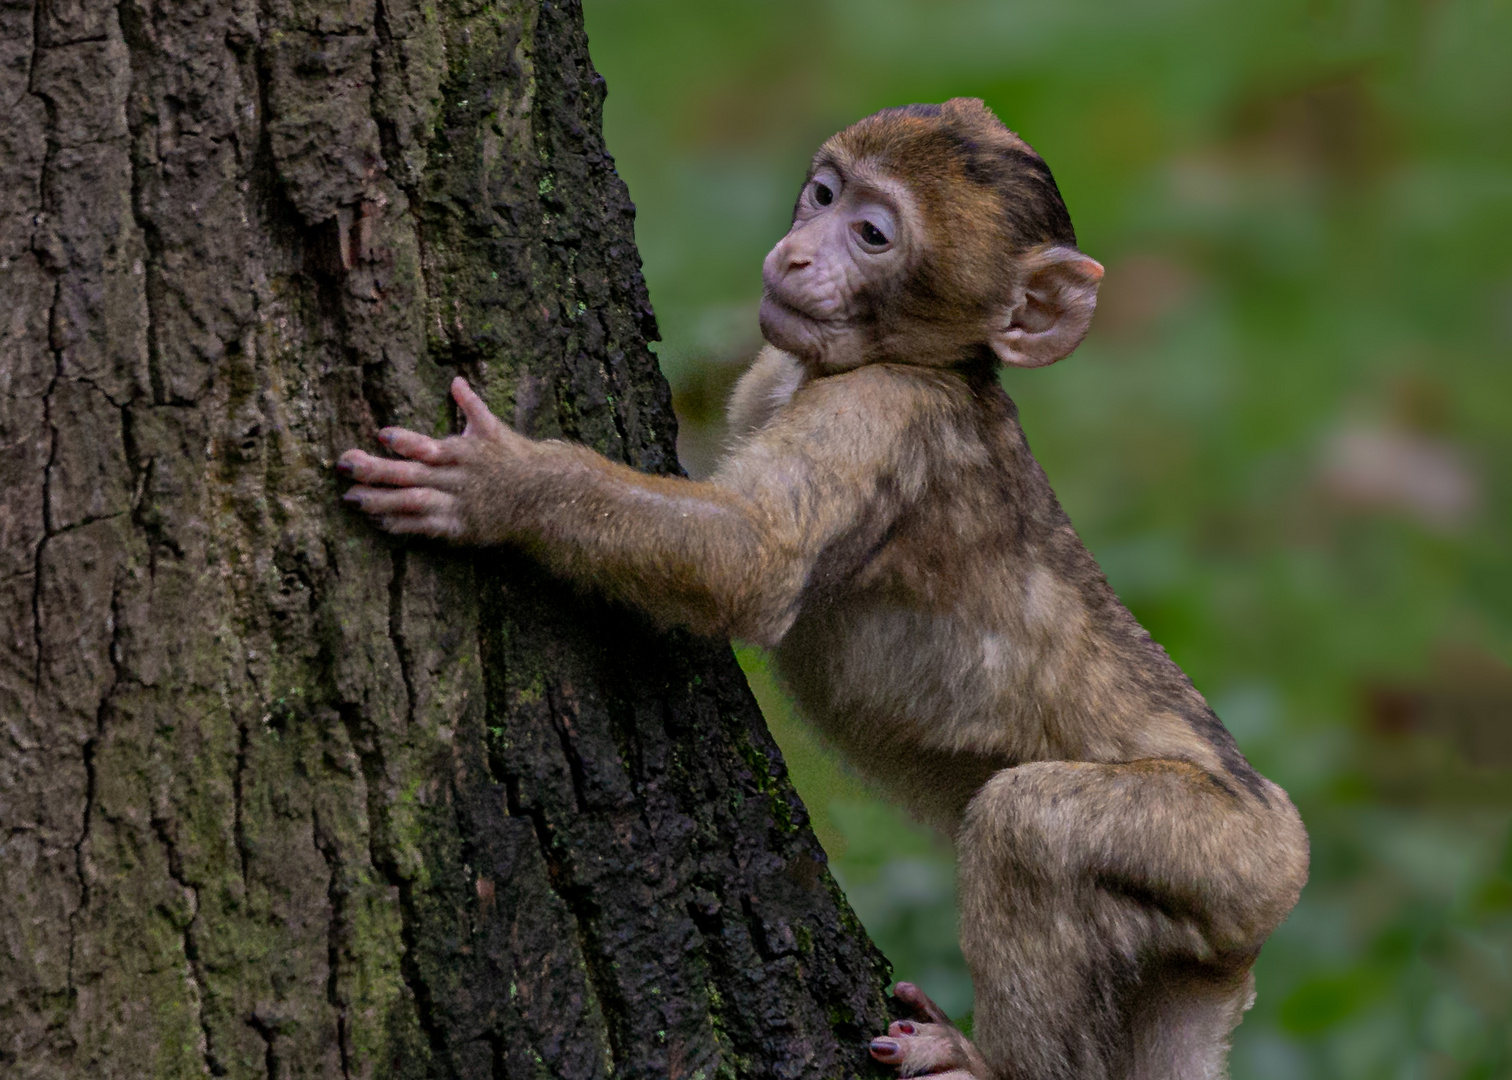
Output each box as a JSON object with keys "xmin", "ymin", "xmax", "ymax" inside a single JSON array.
[{"xmin": 786, "ymin": 255, "xmax": 812, "ymax": 272}]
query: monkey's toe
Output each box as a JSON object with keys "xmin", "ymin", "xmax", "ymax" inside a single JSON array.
[
  {"xmin": 892, "ymin": 981, "xmax": 953, "ymax": 1025},
  {"xmin": 870, "ymin": 1021, "xmax": 987, "ymax": 1078}
]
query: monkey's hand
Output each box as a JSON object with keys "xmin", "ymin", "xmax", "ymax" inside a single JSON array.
[
  {"xmin": 870, "ymin": 982, "xmax": 992, "ymax": 1079},
  {"xmin": 338, "ymin": 376, "xmax": 527, "ymax": 542}
]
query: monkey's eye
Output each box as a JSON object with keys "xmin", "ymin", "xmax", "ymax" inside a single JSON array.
[
  {"xmin": 813, "ymin": 182, "xmax": 834, "ymax": 206},
  {"xmin": 858, "ymin": 221, "xmax": 890, "ymax": 247}
]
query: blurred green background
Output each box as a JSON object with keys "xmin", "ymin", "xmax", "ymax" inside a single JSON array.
[{"xmin": 578, "ymin": 1, "xmax": 1512, "ymax": 1075}]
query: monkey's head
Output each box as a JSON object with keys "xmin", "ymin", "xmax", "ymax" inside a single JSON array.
[{"xmin": 760, "ymin": 98, "xmax": 1104, "ymax": 373}]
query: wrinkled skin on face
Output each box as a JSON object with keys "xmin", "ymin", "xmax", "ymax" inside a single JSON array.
[{"xmin": 759, "ymin": 162, "xmax": 917, "ymax": 371}]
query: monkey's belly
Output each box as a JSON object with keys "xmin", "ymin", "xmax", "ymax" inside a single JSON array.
[{"xmin": 772, "ymin": 604, "xmax": 1025, "ymax": 831}]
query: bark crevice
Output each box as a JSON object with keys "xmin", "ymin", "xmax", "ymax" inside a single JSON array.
[
  {"xmin": 546, "ymin": 685, "xmax": 593, "ymax": 814},
  {"xmin": 116, "ymin": 0, "xmax": 168, "ymax": 407},
  {"xmin": 246, "ymin": 1014, "xmax": 277, "ymax": 1080},
  {"xmin": 30, "ymin": 280, "xmax": 60, "ymax": 695},
  {"xmin": 150, "ymin": 813, "xmax": 226, "ymax": 1077},
  {"xmin": 369, "ymin": 0, "xmax": 420, "ymax": 212},
  {"xmin": 233, "ymin": 719, "xmax": 252, "ymax": 892},
  {"xmin": 28, "ymin": 0, "xmax": 63, "ymax": 684},
  {"xmin": 68, "ymin": 579, "xmax": 124, "ymax": 988},
  {"xmin": 312, "ymin": 807, "xmax": 355, "ymax": 1080},
  {"xmin": 507, "ymin": 771, "xmax": 629, "ymax": 1071},
  {"xmin": 389, "ymin": 877, "xmax": 450, "ymax": 1064},
  {"xmin": 387, "ymin": 547, "xmax": 418, "ymax": 726},
  {"xmin": 335, "ymin": 699, "xmax": 451, "ymax": 1066}
]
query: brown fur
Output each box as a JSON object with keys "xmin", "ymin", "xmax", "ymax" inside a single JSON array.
[{"xmin": 339, "ymin": 99, "xmax": 1309, "ymax": 1080}]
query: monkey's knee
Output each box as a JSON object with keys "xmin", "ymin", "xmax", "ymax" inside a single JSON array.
[
  {"xmin": 956, "ymin": 762, "xmax": 1105, "ymax": 886},
  {"xmin": 957, "ymin": 762, "xmax": 1304, "ymax": 963}
]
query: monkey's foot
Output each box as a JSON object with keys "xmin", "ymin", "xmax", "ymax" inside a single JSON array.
[{"xmin": 869, "ymin": 982, "xmax": 992, "ymax": 1079}]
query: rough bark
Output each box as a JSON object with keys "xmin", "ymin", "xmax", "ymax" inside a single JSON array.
[{"xmin": 0, "ymin": 0, "xmax": 895, "ymax": 1076}]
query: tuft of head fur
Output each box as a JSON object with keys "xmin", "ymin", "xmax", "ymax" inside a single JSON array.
[{"xmin": 821, "ymin": 98, "xmax": 1076, "ymax": 250}]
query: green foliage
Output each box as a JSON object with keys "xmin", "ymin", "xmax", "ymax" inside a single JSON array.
[{"xmin": 585, "ymin": 1, "xmax": 1512, "ymax": 1075}]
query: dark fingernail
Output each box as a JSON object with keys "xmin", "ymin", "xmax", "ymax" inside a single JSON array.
[
  {"xmin": 336, "ymin": 459, "xmax": 353, "ymax": 475},
  {"xmin": 343, "ymin": 491, "xmax": 362, "ymax": 504},
  {"xmin": 896, "ymin": 1022, "xmax": 915, "ymax": 1035},
  {"xmin": 870, "ymin": 1039, "xmax": 898, "ymax": 1055}
]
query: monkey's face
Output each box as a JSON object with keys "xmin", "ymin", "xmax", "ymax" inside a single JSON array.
[
  {"xmin": 760, "ymin": 100, "xmax": 1105, "ymax": 373},
  {"xmin": 759, "ymin": 160, "xmax": 919, "ymax": 372}
]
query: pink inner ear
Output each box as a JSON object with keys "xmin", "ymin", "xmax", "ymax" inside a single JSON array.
[
  {"xmin": 1014, "ymin": 292, "xmax": 1057, "ymax": 333},
  {"xmin": 990, "ymin": 246, "xmax": 1103, "ymax": 368}
]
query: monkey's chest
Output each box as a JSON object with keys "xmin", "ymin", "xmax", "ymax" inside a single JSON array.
[{"xmin": 774, "ymin": 593, "xmax": 1044, "ymax": 766}]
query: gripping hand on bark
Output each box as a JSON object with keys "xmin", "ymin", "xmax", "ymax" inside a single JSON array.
[{"xmin": 338, "ymin": 376, "xmax": 527, "ymax": 542}]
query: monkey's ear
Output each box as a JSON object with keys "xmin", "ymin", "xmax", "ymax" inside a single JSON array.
[{"xmin": 989, "ymin": 247, "xmax": 1104, "ymax": 369}]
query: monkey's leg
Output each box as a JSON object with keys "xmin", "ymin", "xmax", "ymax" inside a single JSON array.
[{"xmin": 956, "ymin": 760, "xmax": 1305, "ymax": 1080}]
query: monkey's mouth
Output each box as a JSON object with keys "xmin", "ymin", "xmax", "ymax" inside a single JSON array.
[
  {"xmin": 759, "ymin": 291, "xmax": 847, "ymax": 355},
  {"xmin": 761, "ymin": 290, "xmax": 822, "ymax": 322},
  {"xmin": 759, "ymin": 293, "xmax": 820, "ymax": 354}
]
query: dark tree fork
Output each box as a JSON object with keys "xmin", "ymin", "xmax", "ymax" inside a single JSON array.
[{"xmin": 0, "ymin": 0, "xmax": 894, "ymax": 1076}]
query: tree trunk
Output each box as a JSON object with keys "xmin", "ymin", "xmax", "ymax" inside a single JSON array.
[{"xmin": 0, "ymin": 0, "xmax": 894, "ymax": 1076}]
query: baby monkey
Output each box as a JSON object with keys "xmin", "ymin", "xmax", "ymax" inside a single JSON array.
[{"xmin": 340, "ymin": 99, "xmax": 1308, "ymax": 1080}]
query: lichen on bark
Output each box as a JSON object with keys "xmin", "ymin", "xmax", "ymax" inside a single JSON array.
[{"xmin": 0, "ymin": 0, "xmax": 894, "ymax": 1077}]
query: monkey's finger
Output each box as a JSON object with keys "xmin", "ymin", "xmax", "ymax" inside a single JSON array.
[
  {"xmin": 452, "ymin": 377, "xmax": 507, "ymax": 439},
  {"xmin": 378, "ymin": 426, "xmax": 464, "ymax": 466},
  {"xmin": 892, "ymin": 982, "xmax": 953, "ymax": 1026},
  {"xmin": 343, "ymin": 485, "xmax": 456, "ymax": 518},
  {"xmin": 338, "ymin": 449, "xmax": 447, "ymax": 489}
]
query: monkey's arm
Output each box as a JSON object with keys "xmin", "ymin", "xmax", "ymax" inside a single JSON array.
[
  {"xmin": 725, "ymin": 345, "xmax": 807, "ymax": 441},
  {"xmin": 338, "ymin": 374, "xmax": 911, "ymax": 643}
]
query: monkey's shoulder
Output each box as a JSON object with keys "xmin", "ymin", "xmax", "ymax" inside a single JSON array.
[
  {"xmin": 728, "ymin": 350, "xmax": 991, "ymax": 438},
  {"xmin": 721, "ymin": 357, "xmax": 1040, "ymax": 521},
  {"xmin": 788, "ymin": 361, "xmax": 999, "ymax": 437},
  {"xmin": 726, "ymin": 358, "xmax": 943, "ymax": 450},
  {"xmin": 824, "ymin": 363, "xmax": 1038, "ymax": 480}
]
